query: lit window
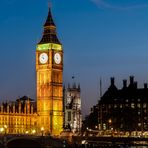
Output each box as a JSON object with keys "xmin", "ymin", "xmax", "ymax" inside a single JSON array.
[
  {"xmin": 103, "ymin": 123, "xmax": 106, "ymax": 130},
  {"xmin": 131, "ymin": 103, "xmax": 135, "ymax": 108},
  {"xmin": 143, "ymin": 103, "xmax": 146, "ymax": 108},
  {"xmin": 137, "ymin": 103, "xmax": 141, "ymax": 108}
]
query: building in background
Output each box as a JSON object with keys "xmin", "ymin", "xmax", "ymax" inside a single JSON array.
[
  {"xmin": 82, "ymin": 76, "xmax": 148, "ymax": 137},
  {"xmin": 98, "ymin": 76, "xmax": 148, "ymax": 135},
  {"xmin": 82, "ymin": 105, "xmax": 99, "ymax": 133},
  {"xmin": 63, "ymin": 83, "xmax": 82, "ymax": 133}
]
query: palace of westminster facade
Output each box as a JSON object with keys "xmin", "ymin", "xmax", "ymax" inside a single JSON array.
[{"xmin": 0, "ymin": 8, "xmax": 82, "ymax": 136}]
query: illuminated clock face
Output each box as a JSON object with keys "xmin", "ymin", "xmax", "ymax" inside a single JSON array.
[
  {"xmin": 39, "ymin": 53, "xmax": 48, "ymax": 64},
  {"xmin": 54, "ymin": 53, "xmax": 61, "ymax": 64}
]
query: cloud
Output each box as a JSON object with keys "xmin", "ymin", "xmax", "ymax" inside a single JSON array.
[{"xmin": 90, "ymin": 0, "xmax": 148, "ymax": 10}]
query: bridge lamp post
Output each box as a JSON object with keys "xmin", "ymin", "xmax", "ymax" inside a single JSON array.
[
  {"xmin": 41, "ymin": 127, "xmax": 45, "ymax": 147},
  {"xmin": 0, "ymin": 127, "xmax": 4, "ymax": 134},
  {"xmin": 4, "ymin": 125, "xmax": 7, "ymax": 135},
  {"xmin": 25, "ymin": 130, "xmax": 29, "ymax": 135},
  {"xmin": 0, "ymin": 127, "xmax": 7, "ymax": 147},
  {"xmin": 32, "ymin": 129, "xmax": 36, "ymax": 135},
  {"xmin": 41, "ymin": 127, "xmax": 44, "ymax": 136}
]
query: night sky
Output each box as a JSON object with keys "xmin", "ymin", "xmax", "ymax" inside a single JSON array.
[{"xmin": 0, "ymin": 0, "xmax": 148, "ymax": 116}]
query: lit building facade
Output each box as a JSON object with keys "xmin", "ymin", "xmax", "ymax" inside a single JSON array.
[
  {"xmin": 0, "ymin": 96, "xmax": 37, "ymax": 134},
  {"xmin": 0, "ymin": 8, "xmax": 63, "ymax": 136},
  {"xmin": 98, "ymin": 76, "xmax": 148, "ymax": 134},
  {"xmin": 63, "ymin": 84, "xmax": 82, "ymax": 133}
]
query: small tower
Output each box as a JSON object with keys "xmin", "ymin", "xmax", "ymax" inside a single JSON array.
[{"xmin": 63, "ymin": 82, "xmax": 82, "ymax": 133}]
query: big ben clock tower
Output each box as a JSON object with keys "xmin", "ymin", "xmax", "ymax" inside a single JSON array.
[{"xmin": 36, "ymin": 8, "xmax": 63, "ymax": 135}]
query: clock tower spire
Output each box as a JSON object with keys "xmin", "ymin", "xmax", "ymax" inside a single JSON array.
[
  {"xmin": 36, "ymin": 7, "xmax": 63, "ymax": 136},
  {"xmin": 39, "ymin": 8, "xmax": 60, "ymax": 44}
]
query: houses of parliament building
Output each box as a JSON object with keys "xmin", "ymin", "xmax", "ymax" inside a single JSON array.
[{"xmin": 0, "ymin": 8, "xmax": 64, "ymax": 136}]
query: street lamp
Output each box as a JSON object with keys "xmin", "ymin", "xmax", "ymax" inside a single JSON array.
[
  {"xmin": 41, "ymin": 127, "xmax": 45, "ymax": 147},
  {"xmin": 32, "ymin": 129, "xmax": 36, "ymax": 135},
  {"xmin": 25, "ymin": 131, "xmax": 29, "ymax": 134},
  {"xmin": 4, "ymin": 125, "xmax": 7, "ymax": 134},
  {"xmin": 41, "ymin": 127, "xmax": 44, "ymax": 136},
  {"xmin": 0, "ymin": 127, "xmax": 4, "ymax": 133}
]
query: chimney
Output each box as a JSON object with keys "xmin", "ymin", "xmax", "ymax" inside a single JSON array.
[
  {"xmin": 134, "ymin": 82, "xmax": 137, "ymax": 88},
  {"xmin": 123, "ymin": 80, "xmax": 127, "ymax": 88},
  {"xmin": 111, "ymin": 77, "xmax": 115, "ymax": 85},
  {"xmin": 130, "ymin": 76, "xmax": 134, "ymax": 84},
  {"xmin": 144, "ymin": 83, "xmax": 147, "ymax": 89}
]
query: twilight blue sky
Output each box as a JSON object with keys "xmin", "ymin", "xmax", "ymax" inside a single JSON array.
[{"xmin": 0, "ymin": 0, "xmax": 148, "ymax": 116}]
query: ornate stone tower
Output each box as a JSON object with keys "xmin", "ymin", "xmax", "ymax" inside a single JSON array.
[
  {"xmin": 36, "ymin": 8, "xmax": 63, "ymax": 135},
  {"xmin": 64, "ymin": 83, "xmax": 82, "ymax": 133}
]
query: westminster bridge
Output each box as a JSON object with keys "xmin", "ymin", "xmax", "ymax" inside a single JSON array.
[
  {"xmin": 0, "ymin": 134, "xmax": 148, "ymax": 147},
  {"xmin": 72, "ymin": 136, "xmax": 148, "ymax": 147},
  {"xmin": 0, "ymin": 135, "xmax": 69, "ymax": 148}
]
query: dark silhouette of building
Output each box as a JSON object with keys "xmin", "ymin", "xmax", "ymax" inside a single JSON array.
[
  {"xmin": 98, "ymin": 76, "xmax": 148, "ymax": 133},
  {"xmin": 82, "ymin": 105, "xmax": 99, "ymax": 133}
]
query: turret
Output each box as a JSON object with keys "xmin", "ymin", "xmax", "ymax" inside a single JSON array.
[{"xmin": 18, "ymin": 99, "xmax": 21, "ymax": 113}]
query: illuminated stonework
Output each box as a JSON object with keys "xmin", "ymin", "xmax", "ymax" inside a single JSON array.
[
  {"xmin": 63, "ymin": 84, "xmax": 82, "ymax": 133},
  {"xmin": 36, "ymin": 8, "xmax": 63, "ymax": 136},
  {"xmin": 0, "ymin": 96, "xmax": 37, "ymax": 135}
]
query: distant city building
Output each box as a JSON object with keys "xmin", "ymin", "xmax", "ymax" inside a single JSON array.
[
  {"xmin": 98, "ymin": 76, "xmax": 148, "ymax": 133},
  {"xmin": 63, "ymin": 83, "xmax": 82, "ymax": 133}
]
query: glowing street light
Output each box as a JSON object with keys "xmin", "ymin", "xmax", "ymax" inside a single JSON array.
[
  {"xmin": 0, "ymin": 127, "xmax": 4, "ymax": 133},
  {"xmin": 41, "ymin": 127, "xmax": 44, "ymax": 136},
  {"xmin": 25, "ymin": 131, "xmax": 29, "ymax": 134},
  {"xmin": 108, "ymin": 119, "xmax": 112, "ymax": 124},
  {"xmin": 32, "ymin": 129, "xmax": 36, "ymax": 134},
  {"xmin": 3, "ymin": 125, "xmax": 7, "ymax": 134}
]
